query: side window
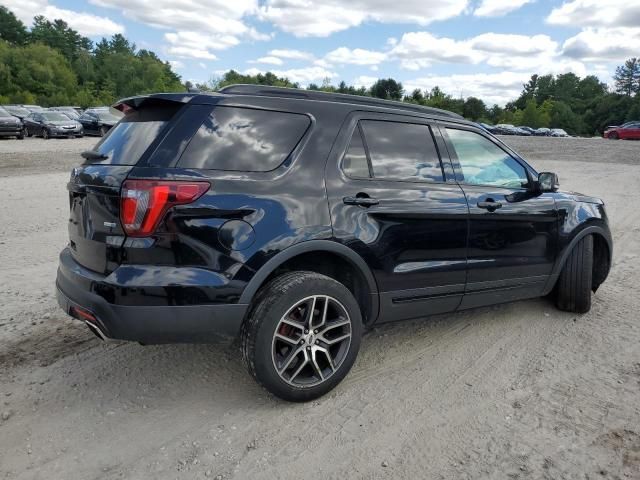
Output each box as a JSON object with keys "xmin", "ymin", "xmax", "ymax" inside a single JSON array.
[
  {"xmin": 342, "ymin": 127, "xmax": 371, "ymax": 178},
  {"xmin": 446, "ymin": 128, "xmax": 528, "ymax": 188},
  {"xmin": 179, "ymin": 106, "xmax": 310, "ymax": 172},
  {"xmin": 359, "ymin": 120, "xmax": 443, "ymax": 182}
]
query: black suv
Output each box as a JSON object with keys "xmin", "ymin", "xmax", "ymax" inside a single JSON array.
[{"xmin": 56, "ymin": 86, "xmax": 612, "ymax": 401}]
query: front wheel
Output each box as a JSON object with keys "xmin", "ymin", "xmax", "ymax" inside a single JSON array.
[
  {"xmin": 99, "ymin": 126, "xmax": 107, "ymax": 137},
  {"xmin": 556, "ymin": 235, "xmax": 593, "ymax": 313},
  {"xmin": 41, "ymin": 128, "xmax": 50, "ymax": 140},
  {"xmin": 609, "ymin": 132, "xmax": 619, "ymax": 140},
  {"xmin": 241, "ymin": 271, "xmax": 363, "ymax": 402}
]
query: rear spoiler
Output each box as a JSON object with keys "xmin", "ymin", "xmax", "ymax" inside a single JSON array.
[{"xmin": 112, "ymin": 93, "xmax": 207, "ymax": 113}]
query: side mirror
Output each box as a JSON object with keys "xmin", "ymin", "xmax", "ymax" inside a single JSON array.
[{"xmin": 537, "ymin": 172, "xmax": 559, "ymax": 192}]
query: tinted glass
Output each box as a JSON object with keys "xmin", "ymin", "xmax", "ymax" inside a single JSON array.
[
  {"xmin": 179, "ymin": 106, "xmax": 310, "ymax": 172},
  {"xmin": 360, "ymin": 120, "xmax": 443, "ymax": 182},
  {"xmin": 90, "ymin": 106, "xmax": 177, "ymax": 165},
  {"xmin": 342, "ymin": 127, "xmax": 370, "ymax": 178},
  {"xmin": 97, "ymin": 112, "xmax": 121, "ymax": 122},
  {"xmin": 41, "ymin": 112, "xmax": 71, "ymax": 122},
  {"xmin": 446, "ymin": 128, "xmax": 528, "ymax": 188},
  {"xmin": 3, "ymin": 106, "xmax": 29, "ymax": 117}
]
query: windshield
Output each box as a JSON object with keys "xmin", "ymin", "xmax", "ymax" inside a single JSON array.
[
  {"xmin": 4, "ymin": 106, "xmax": 29, "ymax": 116},
  {"xmin": 97, "ymin": 113, "xmax": 121, "ymax": 122},
  {"xmin": 42, "ymin": 112, "xmax": 73, "ymax": 122},
  {"xmin": 0, "ymin": 108, "xmax": 13, "ymax": 118}
]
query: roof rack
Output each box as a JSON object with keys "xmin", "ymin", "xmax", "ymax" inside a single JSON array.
[{"xmin": 218, "ymin": 84, "xmax": 463, "ymax": 120}]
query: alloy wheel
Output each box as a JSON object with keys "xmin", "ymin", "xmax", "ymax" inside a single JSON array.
[{"xmin": 272, "ymin": 295, "xmax": 352, "ymax": 387}]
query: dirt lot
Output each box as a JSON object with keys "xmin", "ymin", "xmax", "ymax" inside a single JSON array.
[{"xmin": 1, "ymin": 136, "xmax": 639, "ymax": 480}]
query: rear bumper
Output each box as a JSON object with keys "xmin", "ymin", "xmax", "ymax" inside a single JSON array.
[
  {"xmin": 56, "ymin": 248, "xmax": 248, "ymax": 344},
  {"xmin": 0, "ymin": 128, "xmax": 21, "ymax": 136}
]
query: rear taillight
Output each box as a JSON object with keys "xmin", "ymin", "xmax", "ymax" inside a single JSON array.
[{"xmin": 120, "ymin": 179, "xmax": 209, "ymax": 237}]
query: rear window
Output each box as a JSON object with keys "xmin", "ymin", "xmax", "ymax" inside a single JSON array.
[
  {"xmin": 178, "ymin": 106, "xmax": 310, "ymax": 172},
  {"xmin": 91, "ymin": 106, "xmax": 178, "ymax": 165}
]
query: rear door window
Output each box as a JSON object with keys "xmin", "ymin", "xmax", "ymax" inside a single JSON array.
[
  {"xmin": 90, "ymin": 106, "xmax": 178, "ymax": 165},
  {"xmin": 359, "ymin": 120, "xmax": 444, "ymax": 182},
  {"xmin": 178, "ymin": 106, "xmax": 310, "ymax": 172}
]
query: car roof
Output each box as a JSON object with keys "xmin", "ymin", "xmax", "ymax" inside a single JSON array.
[{"xmin": 113, "ymin": 85, "xmax": 467, "ymax": 123}]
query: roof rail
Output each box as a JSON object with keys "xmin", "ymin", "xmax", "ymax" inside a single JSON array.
[{"xmin": 219, "ymin": 84, "xmax": 463, "ymax": 119}]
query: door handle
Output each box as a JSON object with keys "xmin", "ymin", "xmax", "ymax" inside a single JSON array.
[
  {"xmin": 343, "ymin": 196, "xmax": 379, "ymax": 207},
  {"xmin": 477, "ymin": 200, "xmax": 502, "ymax": 211}
]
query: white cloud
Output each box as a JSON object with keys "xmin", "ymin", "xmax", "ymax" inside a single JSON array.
[
  {"xmin": 244, "ymin": 66, "xmax": 336, "ymax": 85},
  {"xmin": 250, "ymin": 56, "xmax": 284, "ymax": 66},
  {"xmin": 4, "ymin": 0, "xmax": 124, "ymax": 36},
  {"xmin": 405, "ymin": 72, "xmax": 531, "ymax": 106},
  {"xmin": 353, "ymin": 76, "xmax": 378, "ymax": 88},
  {"xmin": 268, "ymin": 49, "xmax": 315, "ymax": 61},
  {"xmin": 91, "ymin": 0, "xmax": 269, "ymax": 56},
  {"xmin": 389, "ymin": 31, "xmax": 571, "ymax": 74},
  {"xmin": 324, "ymin": 47, "xmax": 387, "ymax": 66},
  {"xmin": 474, "ymin": 0, "xmax": 534, "ymax": 17},
  {"xmin": 258, "ymin": 0, "xmax": 469, "ymax": 37},
  {"xmin": 168, "ymin": 60, "xmax": 185, "ymax": 70},
  {"xmin": 562, "ymin": 27, "xmax": 640, "ymax": 62},
  {"xmin": 164, "ymin": 31, "xmax": 241, "ymax": 59},
  {"xmin": 547, "ymin": 0, "xmax": 640, "ymax": 28}
]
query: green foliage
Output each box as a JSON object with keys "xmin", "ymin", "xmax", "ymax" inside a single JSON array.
[
  {"xmin": 0, "ymin": 7, "xmax": 183, "ymax": 108},
  {"xmin": 203, "ymin": 70, "xmax": 298, "ymax": 91},
  {"xmin": 614, "ymin": 58, "xmax": 640, "ymax": 96},
  {"xmin": 0, "ymin": 6, "xmax": 28, "ymax": 45},
  {"xmin": 462, "ymin": 97, "xmax": 486, "ymax": 121},
  {"xmin": 370, "ymin": 78, "xmax": 403, "ymax": 100}
]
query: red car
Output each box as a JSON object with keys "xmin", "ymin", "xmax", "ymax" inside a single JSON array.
[{"xmin": 604, "ymin": 121, "xmax": 640, "ymax": 139}]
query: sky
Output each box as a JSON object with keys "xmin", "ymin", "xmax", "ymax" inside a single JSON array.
[{"xmin": 4, "ymin": 0, "xmax": 640, "ymax": 105}]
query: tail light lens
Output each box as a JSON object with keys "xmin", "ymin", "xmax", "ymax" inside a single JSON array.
[{"xmin": 120, "ymin": 179, "xmax": 210, "ymax": 237}]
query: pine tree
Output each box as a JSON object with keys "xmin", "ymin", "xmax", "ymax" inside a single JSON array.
[{"xmin": 614, "ymin": 58, "xmax": 640, "ymax": 96}]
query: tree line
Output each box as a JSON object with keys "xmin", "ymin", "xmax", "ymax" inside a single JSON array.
[
  {"xmin": 1, "ymin": 5, "xmax": 639, "ymax": 134},
  {"xmin": 0, "ymin": 6, "xmax": 182, "ymax": 107}
]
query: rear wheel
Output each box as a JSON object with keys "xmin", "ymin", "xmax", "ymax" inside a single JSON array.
[
  {"xmin": 556, "ymin": 235, "xmax": 593, "ymax": 313},
  {"xmin": 241, "ymin": 271, "xmax": 363, "ymax": 402}
]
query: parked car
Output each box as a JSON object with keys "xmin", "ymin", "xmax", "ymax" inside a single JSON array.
[
  {"xmin": 514, "ymin": 127, "xmax": 532, "ymax": 136},
  {"xmin": 49, "ymin": 107, "xmax": 81, "ymax": 120},
  {"xmin": 550, "ymin": 128, "xmax": 570, "ymax": 137},
  {"xmin": 604, "ymin": 122, "xmax": 640, "ymax": 140},
  {"xmin": 478, "ymin": 123, "xmax": 498, "ymax": 134},
  {"xmin": 517, "ymin": 126, "xmax": 536, "ymax": 135},
  {"xmin": 0, "ymin": 107, "xmax": 24, "ymax": 139},
  {"xmin": 22, "ymin": 104, "xmax": 44, "ymax": 113},
  {"xmin": 495, "ymin": 124, "xmax": 518, "ymax": 135},
  {"xmin": 534, "ymin": 128, "xmax": 551, "ymax": 136},
  {"xmin": 23, "ymin": 111, "xmax": 84, "ymax": 138},
  {"xmin": 2, "ymin": 105, "xmax": 31, "ymax": 120},
  {"xmin": 78, "ymin": 109, "xmax": 122, "ymax": 136},
  {"xmin": 56, "ymin": 86, "xmax": 612, "ymax": 401}
]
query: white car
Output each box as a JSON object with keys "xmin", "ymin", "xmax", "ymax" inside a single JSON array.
[{"xmin": 550, "ymin": 128, "xmax": 569, "ymax": 137}]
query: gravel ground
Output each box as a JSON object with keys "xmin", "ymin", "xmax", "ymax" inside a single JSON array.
[{"xmin": 0, "ymin": 136, "xmax": 639, "ymax": 479}]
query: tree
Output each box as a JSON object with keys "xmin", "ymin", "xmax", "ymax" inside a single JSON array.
[
  {"xmin": 370, "ymin": 78, "xmax": 403, "ymax": 100},
  {"xmin": 30, "ymin": 16, "xmax": 91, "ymax": 61},
  {"xmin": 614, "ymin": 58, "xmax": 640, "ymax": 96},
  {"xmin": 0, "ymin": 6, "xmax": 28, "ymax": 45},
  {"xmin": 462, "ymin": 96, "xmax": 486, "ymax": 121}
]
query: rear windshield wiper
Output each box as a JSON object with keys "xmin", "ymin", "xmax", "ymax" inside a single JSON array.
[{"xmin": 81, "ymin": 150, "xmax": 109, "ymax": 161}]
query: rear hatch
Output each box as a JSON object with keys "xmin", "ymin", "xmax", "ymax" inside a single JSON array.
[{"xmin": 67, "ymin": 104, "xmax": 180, "ymax": 274}]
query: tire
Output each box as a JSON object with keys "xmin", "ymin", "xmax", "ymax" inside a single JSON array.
[
  {"xmin": 556, "ymin": 235, "xmax": 593, "ymax": 313},
  {"xmin": 99, "ymin": 126, "xmax": 107, "ymax": 137},
  {"xmin": 41, "ymin": 128, "xmax": 49, "ymax": 140},
  {"xmin": 241, "ymin": 271, "xmax": 363, "ymax": 402},
  {"xmin": 609, "ymin": 132, "xmax": 619, "ymax": 140},
  {"xmin": 17, "ymin": 134, "xmax": 24, "ymax": 140}
]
